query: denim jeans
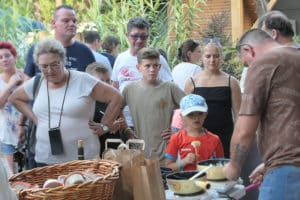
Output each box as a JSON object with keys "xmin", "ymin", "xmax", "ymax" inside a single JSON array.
[{"xmin": 259, "ymin": 165, "xmax": 300, "ymax": 200}]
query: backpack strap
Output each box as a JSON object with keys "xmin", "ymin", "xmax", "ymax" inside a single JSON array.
[{"xmin": 33, "ymin": 73, "xmax": 42, "ymax": 99}]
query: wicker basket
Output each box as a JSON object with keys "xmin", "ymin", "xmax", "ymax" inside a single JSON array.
[{"xmin": 9, "ymin": 159, "xmax": 120, "ymax": 200}]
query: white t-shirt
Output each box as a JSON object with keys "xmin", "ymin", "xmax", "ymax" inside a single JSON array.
[
  {"xmin": 172, "ymin": 62, "xmax": 202, "ymax": 90},
  {"xmin": 0, "ymin": 77, "xmax": 19, "ymax": 147},
  {"xmin": 112, "ymin": 49, "xmax": 173, "ymax": 126},
  {"xmin": 92, "ymin": 50, "xmax": 112, "ymax": 74},
  {"xmin": 23, "ymin": 70, "xmax": 100, "ymax": 164},
  {"xmin": 240, "ymin": 67, "xmax": 248, "ymax": 94},
  {"xmin": 112, "ymin": 49, "xmax": 173, "ymax": 92}
]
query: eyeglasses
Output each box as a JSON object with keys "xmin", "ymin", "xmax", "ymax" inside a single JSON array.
[
  {"xmin": 203, "ymin": 37, "xmax": 221, "ymax": 45},
  {"xmin": 129, "ymin": 34, "xmax": 149, "ymax": 41},
  {"xmin": 39, "ymin": 61, "xmax": 62, "ymax": 70}
]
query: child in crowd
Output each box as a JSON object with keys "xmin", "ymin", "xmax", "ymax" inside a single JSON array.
[
  {"xmin": 86, "ymin": 62, "xmax": 135, "ymax": 156},
  {"xmin": 165, "ymin": 94, "xmax": 224, "ymax": 171},
  {"xmin": 122, "ymin": 47, "xmax": 185, "ymax": 163}
]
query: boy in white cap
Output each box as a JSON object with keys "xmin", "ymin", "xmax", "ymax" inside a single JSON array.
[{"xmin": 165, "ymin": 94, "xmax": 224, "ymax": 171}]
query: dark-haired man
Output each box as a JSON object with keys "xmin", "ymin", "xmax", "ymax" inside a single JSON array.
[
  {"xmin": 224, "ymin": 29, "xmax": 300, "ymax": 200},
  {"xmin": 111, "ymin": 17, "xmax": 172, "ymax": 129},
  {"xmin": 24, "ymin": 5, "xmax": 95, "ymax": 77},
  {"xmin": 83, "ymin": 30, "xmax": 112, "ymax": 74}
]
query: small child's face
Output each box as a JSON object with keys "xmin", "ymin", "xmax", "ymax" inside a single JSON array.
[
  {"xmin": 137, "ymin": 58, "xmax": 161, "ymax": 84},
  {"xmin": 182, "ymin": 111, "xmax": 207, "ymax": 129}
]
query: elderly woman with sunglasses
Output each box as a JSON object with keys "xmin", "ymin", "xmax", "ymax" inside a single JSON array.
[
  {"xmin": 9, "ymin": 38, "xmax": 122, "ymax": 166},
  {"xmin": 184, "ymin": 39, "xmax": 241, "ymax": 158}
]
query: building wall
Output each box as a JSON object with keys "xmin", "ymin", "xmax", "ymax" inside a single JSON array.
[{"xmin": 192, "ymin": 0, "xmax": 232, "ymax": 40}]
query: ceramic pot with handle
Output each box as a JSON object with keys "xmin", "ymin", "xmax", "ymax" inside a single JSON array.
[
  {"xmin": 166, "ymin": 171, "xmax": 210, "ymax": 195},
  {"xmin": 197, "ymin": 158, "xmax": 229, "ymax": 181}
]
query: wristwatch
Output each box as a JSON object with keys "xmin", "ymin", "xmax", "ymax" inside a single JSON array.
[{"xmin": 100, "ymin": 123, "xmax": 110, "ymax": 133}]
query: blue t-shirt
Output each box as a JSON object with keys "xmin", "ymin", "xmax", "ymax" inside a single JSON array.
[
  {"xmin": 101, "ymin": 52, "xmax": 116, "ymax": 68},
  {"xmin": 24, "ymin": 41, "xmax": 95, "ymax": 77}
]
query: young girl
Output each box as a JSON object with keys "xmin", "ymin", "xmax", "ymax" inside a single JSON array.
[{"xmin": 165, "ymin": 94, "xmax": 224, "ymax": 171}]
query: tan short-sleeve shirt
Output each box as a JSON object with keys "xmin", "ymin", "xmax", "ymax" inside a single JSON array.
[{"xmin": 240, "ymin": 47, "xmax": 300, "ymax": 171}]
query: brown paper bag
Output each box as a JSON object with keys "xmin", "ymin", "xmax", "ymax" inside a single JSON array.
[
  {"xmin": 103, "ymin": 148, "xmax": 145, "ymax": 200},
  {"xmin": 132, "ymin": 158, "xmax": 166, "ymax": 200},
  {"xmin": 103, "ymin": 148, "xmax": 166, "ymax": 200}
]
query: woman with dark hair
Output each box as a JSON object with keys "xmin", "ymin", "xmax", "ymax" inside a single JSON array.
[
  {"xmin": 0, "ymin": 42, "xmax": 26, "ymax": 174},
  {"xmin": 101, "ymin": 35, "xmax": 120, "ymax": 67},
  {"xmin": 172, "ymin": 39, "xmax": 202, "ymax": 90}
]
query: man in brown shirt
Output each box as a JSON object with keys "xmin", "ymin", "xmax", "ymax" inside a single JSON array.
[{"xmin": 223, "ymin": 29, "xmax": 300, "ymax": 200}]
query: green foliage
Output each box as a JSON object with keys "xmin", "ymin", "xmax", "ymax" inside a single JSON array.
[
  {"xmin": 200, "ymin": 11, "xmax": 231, "ymax": 46},
  {"xmin": 294, "ymin": 35, "xmax": 300, "ymax": 44},
  {"xmin": 222, "ymin": 46, "xmax": 243, "ymax": 80},
  {"xmin": 199, "ymin": 11, "xmax": 242, "ymax": 79},
  {"xmin": 0, "ymin": 0, "xmax": 206, "ymax": 70},
  {"xmin": 0, "ymin": 0, "xmax": 35, "ymax": 68}
]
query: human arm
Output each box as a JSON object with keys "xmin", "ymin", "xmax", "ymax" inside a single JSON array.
[
  {"xmin": 111, "ymin": 81, "xmax": 119, "ymax": 89},
  {"xmin": 249, "ymin": 163, "xmax": 264, "ymax": 184},
  {"xmin": 111, "ymin": 112, "xmax": 137, "ymax": 139},
  {"xmin": 9, "ymin": 86, "xmax": 37, "ymax": 124},
  {"xmin": 184, "ymin": 77, "xmax": 194, "ymax": 94},
  {"xmin": 0, "ymin": 71, "xmax": 24, "ymax": 108},
  {"xmin": 230, "ymin": 76, "xmax": 241, "ymax": 123},
  {"xmin": 161, "ymin": 128, "xmax": 172, "ymax": 142},
  {"xmin": 222, "ymin": 114, "xmax": 260, "ymax": 180},
  {"xmin": 90, "ymin": 82, "xmax": 122, "ymax": 134},
  {"xmin": 165, "ymin": 153, "xmax": 197, "ymax": 171}
]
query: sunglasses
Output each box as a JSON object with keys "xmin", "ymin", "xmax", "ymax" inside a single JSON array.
[
  {"xmin": 202, "ymin": 37, "xmax": 221, "ymax": 44},
  {"xmin": 129, "ymin": 34, "xmax": 149, "ymax": 41}
]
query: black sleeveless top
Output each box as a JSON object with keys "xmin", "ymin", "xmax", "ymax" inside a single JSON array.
[{"xmin": 191, "ymin": 76, "xmax": 233, "ymax": 158}]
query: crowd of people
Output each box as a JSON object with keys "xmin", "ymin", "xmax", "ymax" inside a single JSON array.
[{"xmin": 0, "ymin": 4, "xmax": 300, "ymax": 200}]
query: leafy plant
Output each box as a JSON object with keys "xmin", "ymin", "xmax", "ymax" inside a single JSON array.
[
  {"xmin": 294, "ymin": 35, "xmax": 300, "ymax": 44},
  {"xmin": 0, "ymin": 0, "xmax": 206, "ymax": 70},
  {"xmin": 199, "ymin": 11, "xmax": 243, "ymax": 79}
]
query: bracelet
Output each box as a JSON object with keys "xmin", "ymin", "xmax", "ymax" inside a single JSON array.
[{"xmin": 18, "ymin": 124, "xmax": 28, "ymax": 127}]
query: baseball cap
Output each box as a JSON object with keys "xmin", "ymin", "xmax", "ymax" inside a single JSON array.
[{"xmin": 180, "ymin": 94, "xmax": 208, "ymax": 116}]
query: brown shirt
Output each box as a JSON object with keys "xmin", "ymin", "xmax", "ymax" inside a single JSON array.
[{"xmin": 240, "ymin": 47, "xmax": 300, "ymax": 171}]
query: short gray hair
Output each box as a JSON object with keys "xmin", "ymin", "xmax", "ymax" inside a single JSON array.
[{"xmin": 33, "ymin": 38, "xmax": 66, "ymax": 65}]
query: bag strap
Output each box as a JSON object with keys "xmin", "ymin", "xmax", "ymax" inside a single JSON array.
[
  {"xmin": 190, "ymin": 77, "xmax": 196, "ymax": 93},
  {"xmin": 33, "ymin": 73, "xmax": 42, "ymax": 99}
]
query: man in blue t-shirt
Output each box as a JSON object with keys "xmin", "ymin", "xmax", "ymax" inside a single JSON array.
[{"xmin": 24, "ymin": 5, "xmax": 95, "ymax": 77}]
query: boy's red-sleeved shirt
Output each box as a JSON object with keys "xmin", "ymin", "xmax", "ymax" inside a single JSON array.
[{"xmin": 165, "ymin": 129, "xmax": 224, "ymax": 171}]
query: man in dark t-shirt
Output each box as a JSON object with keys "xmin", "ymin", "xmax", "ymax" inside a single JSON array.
[{"xmin": 24, "ymin": 5, "xmax": 95, "ymax": 77}]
